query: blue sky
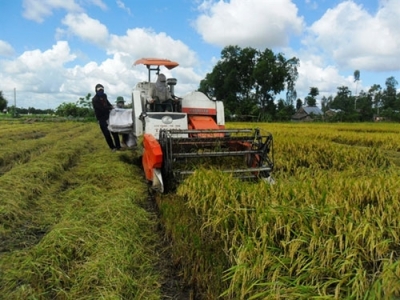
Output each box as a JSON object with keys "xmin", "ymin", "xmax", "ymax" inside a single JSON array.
[{"xmin": 0, "ymin": 0, "xmax": 399, "ymax": 110}]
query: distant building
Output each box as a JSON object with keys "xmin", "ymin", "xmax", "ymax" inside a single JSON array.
[
  {"xmin": 292, "ymin": 106, "xmax": 323, "ymax": 122},
  {"xmin": 325, "ymin": 109, "xmax": 343, "ymax": 117}
]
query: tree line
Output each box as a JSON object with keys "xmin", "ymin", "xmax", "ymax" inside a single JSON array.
[
  {"xmin": 0, "ymin": 92, "xmax": 95, "ymax": 118},
  {"xmin": 1, "ymin": 45, "xmax": 399, "ymax": 122},
  {"xmin": 199, "ymin": 45, "xmax": 399, "ymax": 122}
]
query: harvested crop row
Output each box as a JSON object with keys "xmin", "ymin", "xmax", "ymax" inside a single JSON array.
[
  {"xmin": 0, "ymin": 122, "xmax": 85, "ymax": 141},
  {"xmin": 0, "ymin": 122, "xmax": 51, "ymax": 137},
  {"xmin": 0, "ymin": 123, "xmax": 92, "ymax": 176},
  {"xmin": 0, "ymin": 123, "xmax": 162, "ymax": 299},
  {"xmin": 0, "ymin": 123, "xmax": 98, "ymax": 235}
]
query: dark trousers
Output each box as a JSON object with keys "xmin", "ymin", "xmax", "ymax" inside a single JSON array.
[
  {"xmin": 99, "ymin": 120, "xmax": 121, "ymax": 150},
  {"xmin": 154, "ymin": 98, "xmax": 174, "ymax": 112},
  {"xmin": 121, "ymin": 133, "xmax": 129, "ymax": 145}
]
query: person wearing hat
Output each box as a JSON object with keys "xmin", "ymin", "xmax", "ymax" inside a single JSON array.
[
  {"xmin": 92, "ymin": 83, "xmax": 121, "ymax": 151},
  {"xmin": 116, "ymin": 96, "xmax": 125, "ymax": 108}
]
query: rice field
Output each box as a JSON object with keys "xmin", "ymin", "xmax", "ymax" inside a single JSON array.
[
  {"xmin": 160, "ymin": 122, "xmax": 400, "ymax": 299},
  {"xmin": 1, "ymin": 119, "xmax": 400, "ymax": 299},
  {"xmin": 0, "ymin": 119, "xmax": 163, "ymax": 299}
]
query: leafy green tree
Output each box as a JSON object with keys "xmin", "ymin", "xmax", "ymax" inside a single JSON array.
[
  {"xmin": 330, "ymin": 86, "xmax": 361, "ymax": 121},
  {"xmin": 296, "ymin": 98, "xmax": 302, "ymax": 110},
  {"xmin": 285, "ymin": 60, "xmax": 299, "ymax": 107},
  {"xmin": 353, "ymin": 90, "xmax": 374, "ymax": 121},
  {"xmin": 0, "ymin": 91, "xmax": 8, "ymax": 112},
  {"xmin": 320, "ymin": 96, "xmax": 329, "ymax": 113},
  {"xmin": 199, "ymin": 45, "xmax": 248, "ymax": 117},
  {"xmin": 253, "ymin": 49, "xmax": 299, "ymax": 116},
  {"xmin": 78, "ymin": 93, "xmax": 93, "ymax": 109},
  {"xmin": 304, "ymin": 96, "xmax": 311, "ymax": 106},
  {"xmin": 309, "ymin": 87, "xmax": 319, "ymax": 98},
  {"xmin": 331, "ymin": 86, "xmax": 352, "ymax": 111},
  {"xmin": 382, "ymin": 76, "xmax": 398, "ymax": 110},
  {"xmin": 55, "ymin": 93, "xmax": 94, "ymax": 118},
  {"xmin": 276, "ymin": 99, "xmax": 295, "ymax": 121},
  {"xmin": 199, "ymin": 45, "xmax": 299, "ymax": 121},
  {"xmin": 354, "ymin": 70, "xmax": 360, "ymax": 95},
  {"xmin": 286, "ymin": 88, "xmax": 297, "ymax": 107},
  {"xmin": 7, "ymin": 105, "xmax": 20, "ymax": 117},
  {"xmin": 369, "ymin": 84, "xmax": 382, "ymax": 116},
  {"xmin": 305, "ymin": 87, "xmax": 319, "ymax": 107},
  {"xmin": 55, "ymin": 102, "xmax": 80, "ymax": 117}
]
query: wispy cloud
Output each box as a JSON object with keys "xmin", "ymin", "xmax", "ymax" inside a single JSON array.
[{"xmin": 116, "ymin": 0, "xmax": 132, "ymax": 15}]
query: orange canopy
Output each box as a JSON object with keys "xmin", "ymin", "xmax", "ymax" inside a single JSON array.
[{"xmin": 133, "ymin": 58, "xmax": 179, "ymax": 70}]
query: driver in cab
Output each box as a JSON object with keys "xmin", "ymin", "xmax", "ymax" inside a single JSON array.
[{"xmin": 147, "ymin": 73, "xmax": 179, "ymax": 112}]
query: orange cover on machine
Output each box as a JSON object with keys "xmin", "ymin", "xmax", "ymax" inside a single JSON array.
[
  {"xmin": 188, "ymin": 115, "xmax": 219, "ymax": 129},
  {"xmin": 188, "ymin": 116, "xmax": 223, "ymax": 137},
  {"xmin": 142, "ymin": 134, "xmax": 163, "ymax": 181}
]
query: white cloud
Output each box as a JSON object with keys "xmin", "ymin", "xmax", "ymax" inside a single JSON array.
[
  {"xmin": 194, "ymin": 0, "xmax": 304, "ymax": 48},
  {"xmin": 116, "ymin": 0, "xmax": 132, "ymax": 15},
  {"xmin": 0, "ymin": 41, "xmax": 76, "ymax": 107},
  {"xmin": 61, "ymin": 13, "xmax": 109, "ymax": 45},
  {"xmin": 87, "ymin": 0, "xmax": 107, "ymax": 10},
  {"xmin": 305, "ymin": 0, "xmax": 318, "ymax": 10},
  {"xmin": 4, "ymin": 51, "xmax": 130, "ymax": 108},
  {"xmin": 108, "ymin": 28, "xmax": 198, "ymax": 68},
  {"xmin": 1, "ymin": 41, "xmax": 75, "ymax": 74},
  {"xmin": 305, "ymin": 0, "xmax": 400, "ymax": 71},
  {"xmin": 106, "ymin": 28, "xmax": 201, "ymax": 95},
  {"xmin": 22, "ymin": 0, "xmax": 82, "ymax": 22},
  {"xmin": 296, "ymin": 59, "xmax": 354, "ymax": 99},
  {"xmin": 7, "ymin": 0, "xmax": 398, "ymax": 110},
  {"xmin": 23, "ymin": 41, "xmax": 75, "ymax": 69},
  {"xmin": 0, "ymin": 26, "xmax": 200, "ymax": 109},
  {"xmin": 0, "ymin": 41, "xmax": 15, "ymax": 56}
]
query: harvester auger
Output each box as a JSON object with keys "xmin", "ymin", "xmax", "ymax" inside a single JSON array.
[{"xmin": 128, "ymin": 58, "xmax": 274, "ymax": 193}]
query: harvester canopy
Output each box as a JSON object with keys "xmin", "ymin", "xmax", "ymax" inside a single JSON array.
[{"xmin": 133, "ymin": 58, "xmax": 179, "ymax": 69}]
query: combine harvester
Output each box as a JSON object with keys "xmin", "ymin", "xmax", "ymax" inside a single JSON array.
[{"xmin": 129, "ymin": 58, "xmax": 274, "ymax": 193}]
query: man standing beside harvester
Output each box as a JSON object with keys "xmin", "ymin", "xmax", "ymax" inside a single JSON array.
[{"xmin": 92, "ymin": 83, "xmax": 122, "ymax": 152}]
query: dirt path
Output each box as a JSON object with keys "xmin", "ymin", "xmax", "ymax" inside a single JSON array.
[{"xmin": 143, "ymin": 191, "xmax": 198, "ymax": 300}]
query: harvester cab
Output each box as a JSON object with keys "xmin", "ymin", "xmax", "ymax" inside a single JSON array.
[{"xmin": 132, "ymin": 58, "xmax": 274, "ymax": 193}]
